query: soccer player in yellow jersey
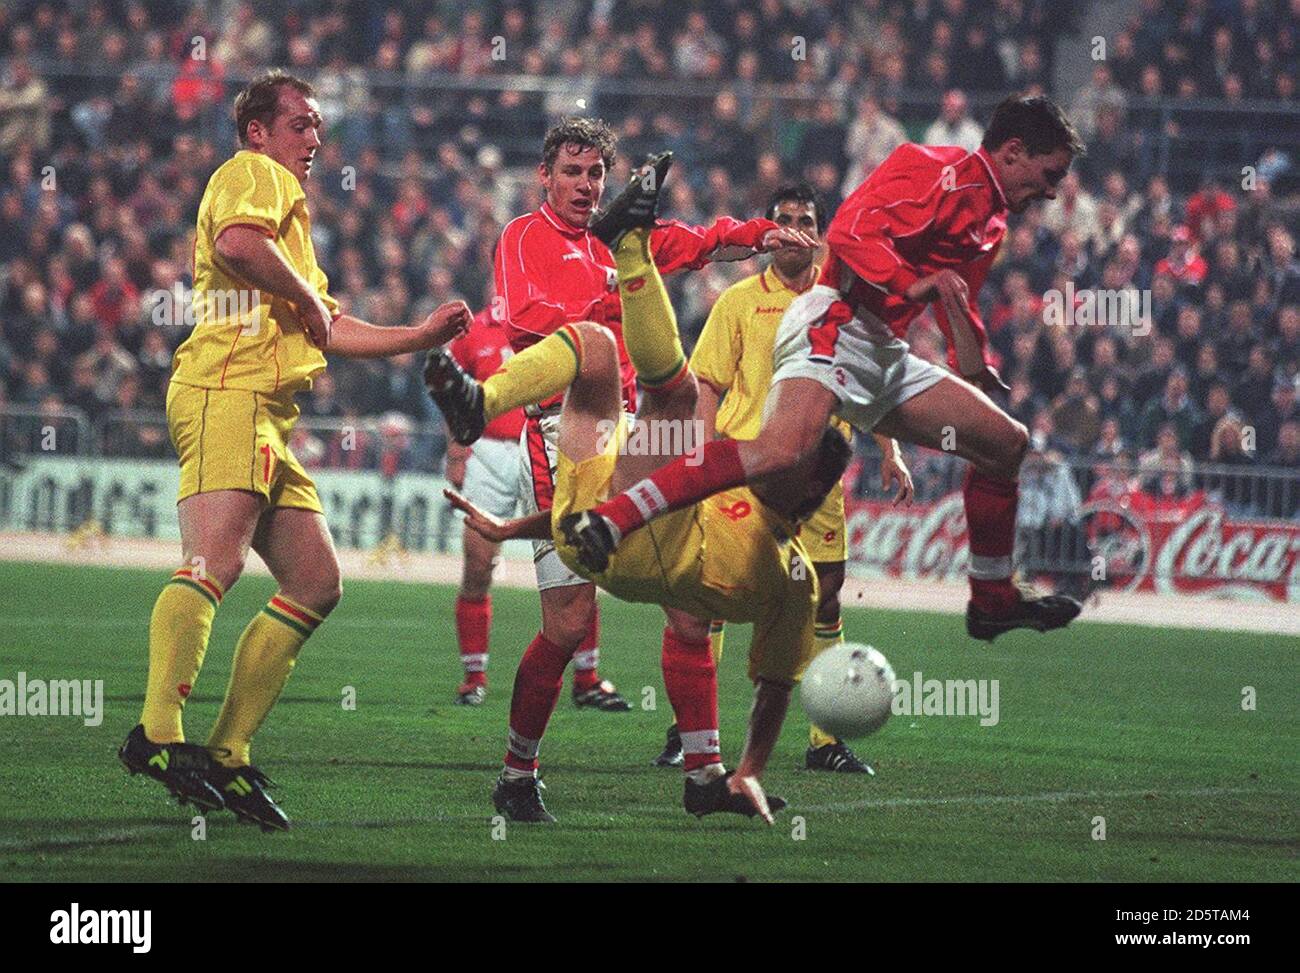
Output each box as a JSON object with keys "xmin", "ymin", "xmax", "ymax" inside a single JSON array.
[
  {"xmin": 444, "ymin": 162, "xmax": 852, "ymax": 823},
  {"xmin": 118, "ymin": 70, "xmax": 471, "ymax": 830},
  {"xmin": 685, "ymin": 182, "xmax": 914, "ymax": 775}
]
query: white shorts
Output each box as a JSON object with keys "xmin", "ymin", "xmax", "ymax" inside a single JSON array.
[
  {"xmin": 770, "ymin": 285, "xmax": 947, "ymax": 432},
  {"xmin": 518, "ymin": 410, "xmax": 633, "ymax": 591},
  {"xmin": 463, "ymin": 436, "xmax": 520, "ymax": 520}
]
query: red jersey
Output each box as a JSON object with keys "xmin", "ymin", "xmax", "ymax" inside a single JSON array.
[
  {"xmin": 820, "ymin": 143, "xmax": 1009, "ymax": 371},
  {"xmin": 495, "ymin": 201, "xmax": 777, "ymax": 408},
  {"xmin": 450, "ymin": 307, "xmax": 526, "ymax": 441}
]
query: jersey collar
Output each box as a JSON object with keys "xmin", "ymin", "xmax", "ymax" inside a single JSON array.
[
  {"xmin": 539, "ymin": 201, "xmax": 589, "ymax": 238},
  {"xmin": 762, "ymin": 263, "xmax": 821, "ymax": 296},
  {"xmin": 974, "ymin": 146, "xmax": 1009, "ymax": 212}
]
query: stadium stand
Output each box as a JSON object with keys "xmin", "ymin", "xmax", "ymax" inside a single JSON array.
[{"xmin": 1, "ymin": 0, "xmax": 1297, "ymax": 526}]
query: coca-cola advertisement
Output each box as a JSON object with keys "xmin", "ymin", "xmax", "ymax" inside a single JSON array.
[{"xmin": 845, "ymin": 489, "xmax": 1300, "ymax": 604}]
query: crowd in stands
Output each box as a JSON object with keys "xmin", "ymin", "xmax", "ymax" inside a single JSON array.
[{"xmin": 1, "ymin": 1, "xmax": 1297, "ymax": 518}]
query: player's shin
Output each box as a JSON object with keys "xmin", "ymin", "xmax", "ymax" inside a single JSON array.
[
  {"xmin": 963, "ymin": 467, "xmax": 1020, "ymax": 613},
  {"xmin": 140, "ymin": 567, "xmax": 225, "ymax": 743},
  {"xmin": 455, "ymin": 594, "xmax": 490, "ymax": 687},
  {"xmin": 612, "ymin": 228, "xmax": 688, "ymax": 390},
  {"xmin": 570, "ymin": 603, "xmax": 601, "ymax": 691},
  {"xmin": 481, "ymin": 324, "xmax": 582, "ymax": 419},
  {"xmin": 503, "ymin": 632, "xmax": 571, "ymax": 777},
  {"xmin": 206, "ymin": 594, "xmax": 324, "ymax": 767},
  {"xmin": 661, "ymin": 627, "xmax": 723, "ymax": 783}
]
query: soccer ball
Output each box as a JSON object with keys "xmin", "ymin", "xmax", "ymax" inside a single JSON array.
[{"xmin": 800, "ymin": 642, "xmax": 897, "ymax": 739}]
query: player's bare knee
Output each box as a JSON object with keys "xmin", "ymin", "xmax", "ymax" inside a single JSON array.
[
  {"xmin": 191, "ymin": 550, "xmax": 247, "ymax": 593},
  {"xmin": 999, "ymin": 419, "xmax": 1030, "ymax": 476},
  {"xmin": 542, "ymin": 613, "xmax": 586, "ymax": 651},
  {"xmin": 572, "ymin": 321, "xmax": 618, "ymax": 375},
  {"xmin": 817, "ymin": 590, "xmax": 842, "ymax": 625}
]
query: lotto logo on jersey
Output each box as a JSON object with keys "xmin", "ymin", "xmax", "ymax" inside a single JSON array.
[{"xmin": 834, "ymin": 367, "xmax": 848, "ymax": 387}]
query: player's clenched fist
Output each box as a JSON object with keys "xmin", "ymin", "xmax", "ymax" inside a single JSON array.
[
  {"xmin": 419, "ymin": 300, "xmax": 473, "ymax": 347},
  {"xmin": 298, "ymin": 292, "xmax": 334, "ymax": 348}
]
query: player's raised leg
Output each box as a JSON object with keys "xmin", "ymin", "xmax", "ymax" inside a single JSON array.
[
  {"xmin": 201, "ymin": 506, "xmax": 341, "ymax": 831},
  {"xmin": 120, "ymin": 488, "xmax": 263, "ymax": 812},
  {"xmin": 873, "ymin": 375, "xmax": 1081, "ymax": 639},
  {"xmin": 424, "ymin": 323, "xmax": 584, "ymax": 447}
]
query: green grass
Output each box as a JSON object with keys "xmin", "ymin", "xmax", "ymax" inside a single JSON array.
[{"xmin": 0, "ymin": 561, "xmax": 1295, "ymax": 882}]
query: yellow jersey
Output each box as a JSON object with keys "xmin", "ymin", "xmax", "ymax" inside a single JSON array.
[
  {"xmin": 171, "ymin": 150, "xmax": 337, "ymax": 396},
  {"xmin": 550, "ymin": 439, "xmax": 818, "ymax": 684},
  {"xmin": 691, "ymin": 263, "xmax": 850, "ymax": 442}
]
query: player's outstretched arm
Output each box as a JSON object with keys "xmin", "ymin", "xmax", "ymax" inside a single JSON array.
[
  {"xmin": 328, "ymin": 301, "xmax": 472, "ymax": 359},
  {"xmin": 444, "ymin": 489, "xmax": 551, "ymax": 541}
]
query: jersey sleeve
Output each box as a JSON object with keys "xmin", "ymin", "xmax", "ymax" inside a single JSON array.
[
  {"xmin": 650, "ymin": 217, "xmax": 778, "ymax": 275},
  {"xmin": 209, "ymin": 155, "xmax": 301, "ymax": 240},
  {"xmin": 689, "ymin": 289, "xmax": 743, "ymax": 392},
  {"xmin": 825, "ymin": 145, "xmax": 948, "ymax": 298}
]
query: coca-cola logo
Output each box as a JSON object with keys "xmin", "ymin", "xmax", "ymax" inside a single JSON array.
[
  {"xmin": 1154, "ymin": 508, "xmax": 1300, "ymax": 600},
  {"xmin": 847, "ymin": 494, "xmax": 968, "ymax": 581},
  {"xmin": 1076, "ymin": 499, "xmax": 1152, "ymax": 594}
]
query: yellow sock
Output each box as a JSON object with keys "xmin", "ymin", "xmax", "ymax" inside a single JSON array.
[
  {"xmin": 613, "ymin": 228, "xmax": 687, "ymax": 388},
  {"xmin": 141, "ymin": 567, "xmax": 225, "ymax": 743},
  {"xmin": 206, "ymin": 594, "xmax": 323, "ymax": 767},
  {"xmin": 482, "ymin": 324, "xmax": 582, "ymax": 419},
  {"xmin": 708, "ymin": 620, "xmax": 725, "ymax": 664},
  {"xmin": 809, "ymin": 617, "xmax": 845, "ymax": 748}
]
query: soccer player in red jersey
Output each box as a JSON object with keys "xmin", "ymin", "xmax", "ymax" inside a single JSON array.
[
  {"xmin": 565, "ymin": 95, "xmax": 1088, "ymax": 640},
  {"xmin": 443, "ymin": 302, "xmax": 526, "ymax": 705},
  {"xmin": 424, "ymin": 120, "xmax": 815, "ymax": 808}
]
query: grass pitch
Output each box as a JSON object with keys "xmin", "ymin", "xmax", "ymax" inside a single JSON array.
[{"xmin": 0, "ymin": 561, "xmax": 1295, "ymax": 882}]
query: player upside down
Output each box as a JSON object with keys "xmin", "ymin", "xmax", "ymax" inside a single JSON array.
[{"xmin": 444, "ymin": 210, "xmax": 847, "ymax": 823}]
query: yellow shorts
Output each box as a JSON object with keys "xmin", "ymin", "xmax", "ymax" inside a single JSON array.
[
  {"xmin": 167, "ymin": 380, "xmax": 322, "ymax": 512},
  {"xmin": 796, "ymin": 480, "xmax": 846, "ymax": 563},
  {"xmin": 549, "ymin": 419, "xmax": 700, "ymax": 602}
]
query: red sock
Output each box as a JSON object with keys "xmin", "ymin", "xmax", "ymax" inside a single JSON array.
[
  {"xmin": 572, "ymin": 604, "xmax": 601, "ymax": 691},
  {"xmin": 504, "ymin": 632, "xmax": 572, "ymax": 773},
  {"xmin": 595, "ymin": 438, "xmax": 747, "ymax": 537},
  {"xmin": 455, "ymin": 594, "xmax": 490, "ymax": 686},
  {"xmin": 964, "ymin": 467, "xmax": 1018, "ymax": 614},
  {"xmin": 661, "ymin": 627, "xmax": 720, "ymax": 773}
]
